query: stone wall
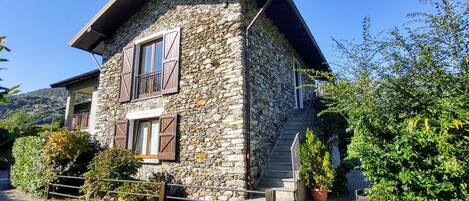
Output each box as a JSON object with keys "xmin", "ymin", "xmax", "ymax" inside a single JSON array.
[
  {"xmin": 242, "ymin": 0, "xmax": 310, "ymax": 184},
  {"xmin": 93, "ymin": 0, "xmax": 248, "ymax": 199}
]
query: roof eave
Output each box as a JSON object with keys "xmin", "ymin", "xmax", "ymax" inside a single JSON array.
[
  {"xmin": 69, "ymin": 0, "xmax": 118, "ymax": 54},
  {"xmin": 50, "ymin": 69, "xmax": 100, "ymax": 88},
  {"xmin": 286, "ymin": 0, "xmax": 330, "ymax": 71}
]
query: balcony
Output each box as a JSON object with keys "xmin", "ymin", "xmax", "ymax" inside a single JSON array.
[
  {"xmin": 72, "ymin": 111, "xmax": 90, "ymax": 130},
  {"xmin": 136, "ymin": 71, "xmax": 162, "ymax": 99}
]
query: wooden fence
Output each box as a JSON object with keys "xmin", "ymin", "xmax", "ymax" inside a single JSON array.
[{"xmin": 46, "ymin": 175, "xmax": 277, "ymax": 201}]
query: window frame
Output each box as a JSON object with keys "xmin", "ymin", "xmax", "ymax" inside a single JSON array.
[
  {"xmin": 138, "ymin": 39, "xmax": 164, "ymax": 76},
  {"xmin": 293, "ymin": 58, "xmax": 304, "ymax": 109},
  {"xmin": 132, "ymin": 30, "xmax": 167, "ymax": 100},
  {"xmin": 132, "ymin": 117, "xmax": 159, "ymax": 159}
]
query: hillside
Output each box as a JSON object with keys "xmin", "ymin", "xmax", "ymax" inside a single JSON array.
[{"xmin": 0, "ymin": 88, "xmax": 67, "ymax": 122}]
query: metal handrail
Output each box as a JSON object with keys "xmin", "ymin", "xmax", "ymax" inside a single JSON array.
[{"xmin": 291, "ymin": 132, "xmax": 301, "ymax": 200}]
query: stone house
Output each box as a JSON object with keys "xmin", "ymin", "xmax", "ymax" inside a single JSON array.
[{"xmin": 55, "ymin": 0, "xmax": 330, "ymax": 200}]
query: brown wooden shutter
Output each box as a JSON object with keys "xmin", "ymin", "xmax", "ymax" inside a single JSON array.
[
  {"xmin": 119, "ymin": 44, "xmax": 135, "ymax": 102},
  {"xmin": 114, "ymin": 119, "xmax": 129, "ymax": 149},
  {"xmin": 161, "ymin": 28, "xmax": 181, "ymax": 95},
  {"xmin": 158, "ymin": 114, "xmax": 177, "ymax": 160}
]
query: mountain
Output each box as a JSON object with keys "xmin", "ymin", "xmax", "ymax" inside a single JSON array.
[{"xmin": 0, "ymin": 88, "xmax": 67, "ymax": 122}]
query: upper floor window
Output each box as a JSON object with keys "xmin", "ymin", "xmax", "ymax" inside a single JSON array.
[
  {"xmin": 136, "ymin": 39, "xmax": 164, "ymax": 98},
  {"xmin": 118, "ymin": 28, "xmax": 181, "ymax": 103}
]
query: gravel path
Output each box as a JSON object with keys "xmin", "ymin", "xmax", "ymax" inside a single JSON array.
[{"xmin": 0, "ymin": 189, "xmax": 38, "ymax": 201}]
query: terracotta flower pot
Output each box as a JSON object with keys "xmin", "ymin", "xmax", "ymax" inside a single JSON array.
[{"xmin": 311, "ymin": 188, "xmax": 328, "ymax": 201}]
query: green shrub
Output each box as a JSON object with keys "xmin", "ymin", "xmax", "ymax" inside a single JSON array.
[
  {"xmin": 114, "ymin": 182, "xmax": 160, "ymax": 201},
  {"xmin": 11, "ymin": 136, "xmax": 46, "ymax": 194},
  {"xmin": 43, "ymin": 129, "xmax": 100, "ymax": 183},
  {"xmin": 82, "ymin": 149, "xmax": 142, "ymax": 200},
  {"xmin": 300, "ymin": 129, "xmax": 335, "ymax": 190},
  {"xmin": 304, "ymin": 1, "xmax": 469, "ymax": 199},
  {"xmin": 300, "ymin": 128, "xmax": 335, "ymax": 191}
]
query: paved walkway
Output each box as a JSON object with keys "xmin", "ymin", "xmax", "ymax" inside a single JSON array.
[{"xmin": 0, "ymin": 190, "xmax": 37, "ymax": 201}]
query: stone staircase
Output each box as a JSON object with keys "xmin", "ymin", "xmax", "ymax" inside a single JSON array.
[{"xmin": 253, "ymin": 107, "xmax": 314, "ymax": 201}]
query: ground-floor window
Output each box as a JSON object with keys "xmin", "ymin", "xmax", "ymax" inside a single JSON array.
[{"xmin": 132, "ymin": 118, "xmax": 159, "ymax": 158}]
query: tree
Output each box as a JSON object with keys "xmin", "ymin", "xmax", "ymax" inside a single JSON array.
[
  {"xmin": 0, "ymin": 36, "xmax": 19, "ymax": 103},
  {"xmin": 305, "ymin": 0, "xmax": 468, "ymax": 200}
]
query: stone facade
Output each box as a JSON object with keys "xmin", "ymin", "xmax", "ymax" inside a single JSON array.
[
  {"xmin": 93, "ymin": 0, "xmax": 247, "ymax": 199},
  {"xmin": 90, "ymin": 0, "xmax": 313, "ymax": 199},
  {"xmin": 242, "ymin": 1, "xmax": 311, "ymax": 184}
]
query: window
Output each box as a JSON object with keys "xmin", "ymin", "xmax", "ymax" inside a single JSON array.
[
  {"xmin": 132, "ymin": 118, "xmax": 159, "ymax": 157},
  {"xmin": 119, "ymin": 28, "xmax": 180, "ymax": 103},
  {"xmin": 136, "ymin": 39, "xmax": 164, "ymax": 98}
]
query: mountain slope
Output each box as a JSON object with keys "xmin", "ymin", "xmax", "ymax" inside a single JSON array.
[{"xmin": 0, "ymin": 88, "xmax": 67, "ymax": 122}]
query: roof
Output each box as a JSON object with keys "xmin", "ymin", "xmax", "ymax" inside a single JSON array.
[
  {"xmin": 69, "ymin": 0, "xmax": 150, "ymax": 54},
  {"xmin": 50, "ymin": 69, "xmax": 100, "ymax": 88},
  {"xmin": 70, "ymin": 0, "xmax": 330, "ymax": 71}
]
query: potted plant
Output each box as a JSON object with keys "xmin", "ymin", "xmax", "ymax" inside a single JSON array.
[{"xmin": 300, "ymin": 128, "xmax": 335, "ymax": 201}]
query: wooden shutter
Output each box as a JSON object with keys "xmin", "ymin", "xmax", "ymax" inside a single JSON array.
[
  {"xmin": 114, "ymin": 119, "xmax": 128, "ymax": 149},
  {"xmin": 161, "ymin": 28, "xmax": 181, "ymax": 95},
  {"xmin": 158, "ymin": 114, "xmax": 177, "ymax": 160},
  {"xmin": 81, "ymin": 112, "xmax": 90, "ymax": 128},
  {"xmin": 119, "ymin": 44, "xmax": 135, "ymax": 102}
]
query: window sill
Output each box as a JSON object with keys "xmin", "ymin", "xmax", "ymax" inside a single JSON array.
[
  {"xmin": 135, "ymin": 155, "xmax": 160, "ymax": 164},
  {"xmin": 135, "ymin": 155, "xmax": 159, "ymax": 159}
]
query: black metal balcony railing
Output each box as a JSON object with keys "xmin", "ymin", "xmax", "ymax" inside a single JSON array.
[{"xmin": 136, "ymin": 71, "xmax": 162, "ymax": 99}]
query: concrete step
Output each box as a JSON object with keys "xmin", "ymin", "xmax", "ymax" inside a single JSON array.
[
  {"xmin": 273, "ymin": 146, "xmax": 292, "ymax": 152},
  {"xmin": 267, "ymin": 163, "xmax": 292, "ymax": 171},
  {"xmin": 275, "ymin": 139, "xmax": 295, "ymax": 146},
  {"xmin": 263, "ymin": 170, "xmax": 293, "ymax": 179},
  {"xmin": 255, "ymin": 187, "xmax": 295, "ymax": 201},
  {"xmin": 283, "ymin": 125, "xmax": 308, "ymax": 130},
  {"xmin": 279, "ymin": 135, "xmax": 298, "ymax": 140},
  {"xmin": 257, "ymin": 178, "xmax": 295, "ymax": 189},
  {"xmin": 281, "ymin": 129, "xmax": 303, "ymax": 134},
  {"xmin": 270, "ymin": 156, "xmax": 291, "ymax": 163},
  {"xmin": 285, "ymin": 121, "xmax": 308, "ymax": 126},
  {"xmin": 270, "ymin": 150, "xmax": 291, "ymax": 157}
]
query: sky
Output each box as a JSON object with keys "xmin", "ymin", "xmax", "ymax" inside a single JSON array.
[{"xmin": 0, "ymin": 0, "xmax": 433, "ymax": 93}]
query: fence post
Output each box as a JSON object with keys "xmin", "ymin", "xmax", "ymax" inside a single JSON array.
[
  {"xmin": 45, "ymin": 183, "xmax": 51, "ymax": 200},
  {"xmin": 158, "ymin": 182, "xmax": 166, "ymax": 201},
  {"xmin": 266, "ymin": 190, "xmax": 276, "ymax": 201}
]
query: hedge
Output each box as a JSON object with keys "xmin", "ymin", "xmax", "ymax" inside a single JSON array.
[{"xmin": 11, "ymin": 136, "xmax": 46, "ymax": 194}]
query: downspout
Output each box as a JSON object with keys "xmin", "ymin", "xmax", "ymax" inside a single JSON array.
[{"xmin": 243, "ymin": 0, "xmax": 273, "ymax": 191}]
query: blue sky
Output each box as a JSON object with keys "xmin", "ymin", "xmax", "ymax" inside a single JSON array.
[{"xmin": 0, "ymin": 0, "xmax": 432, "ymax": 93}]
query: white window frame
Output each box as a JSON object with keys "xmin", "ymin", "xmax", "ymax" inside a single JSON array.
[
  {"xmin": 293, "ymin": 59, "xmax": 304, "ymax": 109},
  {"xmin": 126, "ymin": 108, "xmax": 164, "ymax": 164}
]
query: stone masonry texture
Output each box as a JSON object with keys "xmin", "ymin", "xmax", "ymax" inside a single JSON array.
[{"xmin": 91, "ymin": 0, "xmax": 312, "ymax": 199}]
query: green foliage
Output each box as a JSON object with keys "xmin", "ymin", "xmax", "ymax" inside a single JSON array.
[
  {"xmin": 10, "ymin": 136, "xmax": 46, "ymax": 194},
  {"xmin": 0, "ymin": 36, "xmax": 19, "ymax": 104},
  {"xmin": 114, "ymin": 182, "xmax": 160, "ymax": 201},
  {"xmin": 300, "ymin": 128, "xmax": 335, "ymax": 191},
  {"xmin": 317, "ymin": 112, "xmax": 349, "ymax": 159},
  {"xmin": 0, "ymin": 111, "xmax": 38, "ymax": 138},
  {"xmin": 304, "ymin": 0, "xmax": 469, "ymax": 200},
  {"xmin": 82, "ymin": 149, "xmax": 142, "ymax": 200},
  {"xmin": 43, "ymin": 130, "xmax": 99, "ymax": 183},
  {"xmin": 0, "ymin": 111, "xmax": 61, "ymax": 170}
]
